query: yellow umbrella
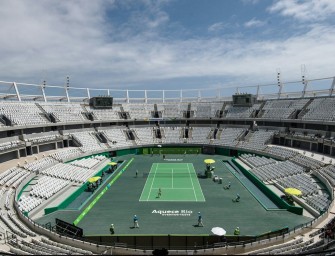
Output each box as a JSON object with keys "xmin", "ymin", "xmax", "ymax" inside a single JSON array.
[
  {"xmin": 204, "ymin": 159, "xmax": 215, "ymax": 164},
  {"xmin": 108, "ymin": 162, "xmax": 118, "ymax": 166},
  {"xmin": 284, "ymin": 188, "xmax": 302, "ymax": 196},
  {"xmin": 88, "ymin": 176, "xmax": 101, "ymax": 183}
]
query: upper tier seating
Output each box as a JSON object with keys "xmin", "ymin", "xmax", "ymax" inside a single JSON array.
[
  {"xmin": 261, "ymin": 99, "xmax": 309, "ymax": 119},
  {"xmin": 0, "ymin": 102, "xmax": 50, "ymax": 126},
  {"xmin": 134, "ymin": 127, "xmax": 157, "ymax": 145},
  {"xmin": 302, "ymin": 97, "xmax": 335, "ymax": 121},
  {"xmin": 159, "ymin": 104, "xmax": 183, "ymax": 118},
  {"xmin": 72, "ymin": 131, "xmax": 109, "ymax": 152},
  {"xmin": 211, "ymin": 127, "xmax": 245, "ymax": 147},
  {"xmin": 101, "ymin": 128, "xmax": 134, "ymax": 148},
  {"xmin": 122, "ymin": 104, "xmax": 153, "ymax": 119},
  {"xmin": 188, "ymin": 127, "xmax": 211, "ymax": 144},
  {"xmin": 238, "ymin": 130, "xmax": 275, "ymax": 151},
  {"xmin": 0, "ymin": 140, "xmax": 25, "ymax": 152},
  {"xmin": 26, "ymin": 134, "xmax": 62, "ymax": 144},
  {"xmin": 161, "ymin": 127, "xmax": 182, "ymax": 143},
  {"xmin": 224, "ymin": 103, "xmax": 261, "ymax": 118},
  {"xmin": 85, "ymin": 105, "xmax": 121, "ymax": 121},
  {"xmin": 39, "ymin": 103, "xmax": 88, "ymax": 123},
  {"xmin": 194, "ymin": 103, "xmax": 212, "ymax": 118}
]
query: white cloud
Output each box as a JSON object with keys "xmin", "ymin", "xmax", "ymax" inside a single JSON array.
[
  {"xmin": 208, "ymin": 22, "xmax": 227, "ymax": 32},
  {"xmin": 0, "ymin": 0, "xmax": 334, "ymax": 90},
  {"xmin": 268, "ymin": 0, "xmax": 335, "ymax": 21},
  {"xmin": 241, "ymin": 0, "xmax": 260, "ymax": 5},
  {"xmin": 244, "ymin": 18, "xmax": 265, "ymax": 28}
]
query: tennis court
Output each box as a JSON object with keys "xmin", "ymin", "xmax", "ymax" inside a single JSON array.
[{"xmin": 139, "ymin": 163, "xmax": 205, "ymax": 202}]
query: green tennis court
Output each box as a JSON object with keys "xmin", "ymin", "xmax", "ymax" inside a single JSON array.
[{"xmin": 139, "ymin": 163, "xmax": 205, "ymax": 202}]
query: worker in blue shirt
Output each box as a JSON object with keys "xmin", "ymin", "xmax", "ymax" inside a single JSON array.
[
  {"xmin": 197, "ymin": 212, "xmax": 203, "ymax": 227},
  {"xmin": 133, "ymin": 215, "xmax": 139, "ymax": 228}
]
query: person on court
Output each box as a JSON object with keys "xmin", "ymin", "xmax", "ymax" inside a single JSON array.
[
  {"xmin": 233, "ymin": 193, "xmax": 240, "ymax": 202},
  {"xmin": 157, "ymin": 188, "xmax": 162, "ymax": 198},
  {"xmin": 110, "ymin": 224, "xmax": 115, "ymax": 234},
  {"xmin": 135, "ymin": 170, "xmax": 138, "ymax": 178},
  {"xmin": 197, "ymin": 212, "xmax": 204, "ymax": 227},
  {"xmin": 133, "ymin": 215, "xmax": 139, "ymax": 228}
]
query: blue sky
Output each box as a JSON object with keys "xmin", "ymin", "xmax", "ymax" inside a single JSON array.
[{"xmin": 0, "ymin": 0, "xmax": 334, "ymax": 91}]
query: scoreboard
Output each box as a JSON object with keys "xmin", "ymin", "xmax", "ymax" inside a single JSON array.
[
  {"xmin": 89, "ymin": 96, "xmax": 113, "ymax": 109},
  {"xmin": 232, "ymin": 93, "xmax": 256, "ymax": 107}
]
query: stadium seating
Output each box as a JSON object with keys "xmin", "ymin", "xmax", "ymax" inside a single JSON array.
[
  {"xmin": 85, "ymin": 105, "xmax": 121, "ymax": 121},
  {"xmin": 2, "ymin": 93, "xmax": 335, "ymax": 255},
  {"xmin": 260, "ymin": 99, "xmax": 309, "ymax": 119},
  {"xmin": 101, "ymin": 128, "xmax": 134, "ymax": 148},
  {"xmin": 122, "ymin": 103, "xmax": 153, "ymax": 119},
  {"xmin": 188, "ymin": 127, "xmax": 212, "ymax": 144},
  {"xmin": 49, "ymin": 147, "xmax": 82, "ymax": 161},
  {"xmin": 301, "ymin": 98, "xmax": 335, "ymax": 121},
  {"xmin": 0, "ymin": 102, "xmax": 50, "ymax": 126},
  {"xmin": 134, "ymin": 127, "xmax": 157, "ymax": 145},
  {"xmin": 72, "ymin": 131, "xmax": 109, "ymax": 152},
  {"xmin": 39, "ymin": 102, "xmax": 88, "ymax": 123}
]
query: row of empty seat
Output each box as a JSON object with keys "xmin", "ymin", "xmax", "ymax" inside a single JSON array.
[
  {"xmin": 29, "ymin": 176, "xmax": 69, "ymax": 199},
  {"xmin": 305, "ymin": 193, "xmax": 330, "ymax": 213},
  {"xmin": 243, "ymin": 158, "xmax": 305, "ymax": 182},
  {"xmin": 40, "ymin": 156, "xmax": 106, "ymax": 183},
  {"xmin": 72, "ymin": 131, "xmax": 109, "ymax": 152},
  {"xmin": 26, "ymin": 134, "xmax": 62, "ymax": 144},
  {"xmin": 1, "ymin": 97, "xmax": 335, "ymax": 127},
  {"xmin": 23, "ymin": 157, "xmax": 58, "ymax": 172},
  {"xmin": 18, "ymin": 194, "xmax": 43, "ymax": 212},
  {"xmin": 265, "ymin": 146, "xmax": 299, "ymax": 159},
  {"xmin": 0, "ymin": 140, "xmax": 25, "ymax": 151},
  {"xmin": 49, "ymin": 147, "xmax": 83, "ymax": 161},
  {"xmin": 277, "ymin": 173, "xmax": 319, "ymax": 196}
]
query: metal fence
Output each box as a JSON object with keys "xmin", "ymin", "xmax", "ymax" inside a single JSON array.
[{"xmin": 0, "ymin": 76, "xmax": 334, "ymax": 103}]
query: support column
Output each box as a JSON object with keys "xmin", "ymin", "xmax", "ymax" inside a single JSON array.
[
  {"xmin": 329, "ymin": 77, "xmax": 335, "ymax": 96},
  {"xmin": 13, "ymin": 82, "xmax": 21, "ymax": 102},
  {"xmin": 41, "ymin": 81, "xmax": 47, "ymax": 102},
  {"xmin": 87, "ymin": 88, "xmax": 91, "ymax": 99}
]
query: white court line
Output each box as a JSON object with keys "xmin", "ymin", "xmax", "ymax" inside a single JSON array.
[
  {"xmin": 147, "ymin": 163, "xmax": 158, "ymax": 201},
  {"xmin": 152, "ymin": 187, "xmax": 194, "ymax": 190},
  {"xmin": 187, "ymin": 163, "xmax": 198, "ymax": 202},
  {"xmin": 139, "ymin": 163, "xmax": 155, "ymax": 201},
  {"xmin": 143, "ymin": 199, "xmax": 199, "ymax": 202},
  {"xmin": 172, "ymin": 168, "xmax": 173, "ymax": 189},
  {"xmin": 188, "ymin": 163, "xmax": 206, "ymax": 201},
  {"xmin": 157, "ymin": 167, "xmax": 188, "ymax": 170}
]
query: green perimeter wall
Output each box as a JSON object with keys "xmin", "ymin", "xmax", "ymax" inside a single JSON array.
[
  {"xmin": 142, "ymin": 147, "xmax": 201, "ymax": 155},
  {"xmin": 231, "ymin": 158, "xmax": 303, "ymax": 215},
  {"xmin": 215, "ymin": 147, "xmax": 230, "ymax": 156},
  {"xmin": 116, "ymin": 148, "xmax": 138, "ymax": 156}
]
